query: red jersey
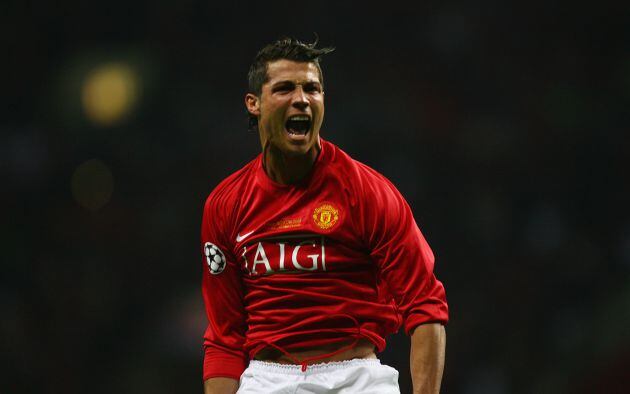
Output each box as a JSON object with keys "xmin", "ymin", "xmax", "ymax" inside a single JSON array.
[{"xmin": 201, "ymin": 139, "xmax": 448, "ymax": 380}]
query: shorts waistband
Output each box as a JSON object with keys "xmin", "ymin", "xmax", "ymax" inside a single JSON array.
[{"xmin": 247, "ymin": 358, "xmax": 382, "ymax": 375}]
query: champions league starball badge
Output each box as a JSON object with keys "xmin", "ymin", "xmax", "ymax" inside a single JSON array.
[{"xmin": 204, "ymin": 242, "xmax": 227, "ymax": 275}]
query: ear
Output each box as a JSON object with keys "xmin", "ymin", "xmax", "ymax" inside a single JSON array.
[{"xmin": 245, "ymin": 93, "xmax": 260, "ymax": 116}]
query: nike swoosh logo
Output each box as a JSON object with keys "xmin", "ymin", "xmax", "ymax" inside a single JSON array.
[{"xmin": 236, "ymin": 230, "xmax": 255, "ymax": 243}]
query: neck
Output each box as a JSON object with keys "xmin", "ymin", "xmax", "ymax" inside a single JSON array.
[{"xmin": 263, "ymin": 143, "xmax": 320, "ymax": 185}]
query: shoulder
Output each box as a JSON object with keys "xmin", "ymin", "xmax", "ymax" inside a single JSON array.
[
  {"xmin": 324, "ymin": 139, "xmax": 397, "ymax": 195},
  {"xmin": 204, "ymin": 156, "xmax": 259, "ymax": 216}
]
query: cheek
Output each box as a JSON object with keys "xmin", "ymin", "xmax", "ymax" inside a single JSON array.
[
  {"xmin": 261, "ymin": 110, "xmax": 285, "ymax": 135},
  {"xmin": 265, "ymin": 103, "xmax": 285, "ymax": 122},
  {"xmin": 315, "ymin": 98, "xmax": 324, "ymax": 113},
  {"xmin": 315, "ymin": 102, "xmax": 325, "ymax": 122}
]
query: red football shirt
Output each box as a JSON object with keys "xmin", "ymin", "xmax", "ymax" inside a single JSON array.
[{"xmin": 201, "ymin": 138, "xmax": 448, "ymax": 380}]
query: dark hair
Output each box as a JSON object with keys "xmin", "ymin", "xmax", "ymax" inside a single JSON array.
[{"xmin": 247, "ymin": 36, "xmax": 335, "ymax": 131}]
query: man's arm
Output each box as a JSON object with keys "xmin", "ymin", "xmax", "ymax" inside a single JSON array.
[
  {"xmin": 203, "ymin": 377, "xmax": 239, "ymax": 394},
  {"xmin": 410, "ymin": 323, "xmax": 446, "ymax": 394},
  {"xmin": 200, "ymin": 194, "xmax": 248, "ymax": 387}
]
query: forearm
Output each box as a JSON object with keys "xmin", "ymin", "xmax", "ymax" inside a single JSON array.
[
  {"xmin": 203, "ymin": 377, "xmax": 239, "ymax": 394},
  {"xmin": 410, "ymin": 323, "xmax": 446, "ymax": 394}
]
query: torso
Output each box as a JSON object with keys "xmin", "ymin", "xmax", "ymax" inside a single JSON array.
[
  {"xmin": 208, "ymin": 139, "xmax": 409, "ymax": 359},
  {"xmin": 254, "ymin": 338, "xmax": 376, "ymax": 365}
]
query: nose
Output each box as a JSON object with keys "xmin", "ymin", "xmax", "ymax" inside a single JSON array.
[{"xmin": 291, "ymin": 86, "xmax": 309, "ymax": 110}]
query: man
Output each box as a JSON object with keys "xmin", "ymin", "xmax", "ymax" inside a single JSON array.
[{"xmin": 201, "ymin": 37, "xmax": 448, "ymax": 394}]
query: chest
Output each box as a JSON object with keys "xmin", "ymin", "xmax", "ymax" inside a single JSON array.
[{"xmin": 232, "ymin": 184, "xmax": 368, "ymax": 277}]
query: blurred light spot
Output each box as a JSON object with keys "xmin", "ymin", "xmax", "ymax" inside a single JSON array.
[
  {"xmin": 81, "ymin": 63, "xmax": 139, "ymax": 126},
  {"xmin": 71, "ymin": 159, "xmax": 114, "ymax": 211},
  {"xmin": 158, "ymin": 290, "xmax": 206, "ymax": 357}
]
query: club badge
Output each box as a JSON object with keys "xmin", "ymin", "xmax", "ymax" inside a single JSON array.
[{"xmin": 312, "ymin": 202, "xmax": 339, "ymax": 230}]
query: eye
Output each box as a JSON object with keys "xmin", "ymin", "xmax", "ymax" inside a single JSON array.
[
  {"xmin": 304, "ymin": 83, "xmax": 322, "ymax": 93},
  {"xmin": 272, "ymin": 83, "xmax": 294, "ymax": 94}
]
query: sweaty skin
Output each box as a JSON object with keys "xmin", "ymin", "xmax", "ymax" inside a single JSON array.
[
  {"xmin": 245, "ymin": 60, "xmax": 324, "ymax": 185},
  {"xmin": 411, "ymin": 323, "xmax": 446, "ymax": 394},
  {"xmin": 203, "ymin": 377, "xmax": 238, "ymax": 394}
]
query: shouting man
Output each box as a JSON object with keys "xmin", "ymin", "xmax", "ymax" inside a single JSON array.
[{"xmin": 200, "ymin": 37, "xmax": 448, "ymax": 394}]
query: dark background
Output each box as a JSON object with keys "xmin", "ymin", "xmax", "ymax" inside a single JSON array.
[{"xmin": 2, "ymin": 1, "xmax": 629, "ymax": 393}]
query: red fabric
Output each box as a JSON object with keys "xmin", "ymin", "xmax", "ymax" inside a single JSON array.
[
  {"xmin": 203, "ymin": 345, "xmax": 247, "ymax": 380},
  {"xmin": 201, "ymin": 138, "xmax": 448, "ymax": 379}
]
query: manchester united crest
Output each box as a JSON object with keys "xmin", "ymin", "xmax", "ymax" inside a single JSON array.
[{"xmin": 312, "ymin": 203, "xmax": 339, "ymax": 230}]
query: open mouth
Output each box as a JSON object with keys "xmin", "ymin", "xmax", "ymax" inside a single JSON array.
[{"xmin": 285, "ymin": 115, "xmax": 311, "ymax": 136}]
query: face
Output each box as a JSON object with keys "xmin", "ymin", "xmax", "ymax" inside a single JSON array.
[{"xmin": 246, "ymin": 60, "xmax": 325, "ymax": 157}]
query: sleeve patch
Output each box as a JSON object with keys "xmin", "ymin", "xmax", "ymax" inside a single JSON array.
[{"xmin": 204, "ymin": 242, "xmax": 227, "ymax": 275}]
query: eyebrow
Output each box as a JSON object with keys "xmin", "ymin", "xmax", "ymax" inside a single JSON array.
[{"xmin": 270, "ymin": 80, "xmax": 322, "ymax": 87}]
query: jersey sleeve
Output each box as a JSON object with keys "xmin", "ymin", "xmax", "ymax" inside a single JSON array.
[
  {"xmin": 201, "ymin": 192, "xmax": 248, "ymax": 380},
  {"xmin": 360, "ymin": 172, "xmax": 449, "ymax": 334}
]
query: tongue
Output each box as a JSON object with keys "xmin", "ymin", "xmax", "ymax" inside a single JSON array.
[
  {"xmin": 286, "ymin": 119, "xmax": 310, "ymax": 135},
  {"xmin": 287, "ymin": 127, "xmax": 307, "ymax": 135}
]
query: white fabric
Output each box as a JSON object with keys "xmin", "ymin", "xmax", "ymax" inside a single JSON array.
[{"xmin": 237, "ymin": 359, "xmax": 400, "ymax": 394}]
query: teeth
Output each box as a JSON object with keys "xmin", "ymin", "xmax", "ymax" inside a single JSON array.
[{"xmin": 288, "ymin": 115, "xmax": 310, "ymax": 121}]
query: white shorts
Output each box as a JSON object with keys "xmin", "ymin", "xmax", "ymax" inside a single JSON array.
[{"xmin": 237, "ymin": 358, "xmax": 400, "ymax": 394}]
